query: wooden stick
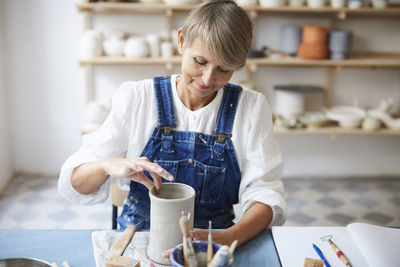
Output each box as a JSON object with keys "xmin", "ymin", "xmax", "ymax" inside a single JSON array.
[
  {"xmin": 179, "ymin": 215, "xmax": 190, "ymax": 267},
  {"xmin": 108, "ymin": 225, "xmax": 137, "ymax": 258}
]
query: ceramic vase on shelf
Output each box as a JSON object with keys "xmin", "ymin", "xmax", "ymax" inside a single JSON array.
[
  {"xmin": 307, "ymin": 0, "xmax": 325, "ymax": 8},
  {"xmin": 280, "ymin": 25, "xmax": 302, "ymax": 56},
  {"xmin": 259, "ymin": 0, "xmax": 287, "ymax": 7},
  {"xmin": 235, "ymin": 0, "xmax": 258, "ymax": 6},
  {"xmin": 289, "ymin": 0, "xmax": 305, "ymax": 6},
  {"xmin": 371, "ymin": 0, "xmax": 387, "ymax": 8},
  {"xmin": 330, "ymin": 0, "xmax": 345, "ymax": 8},
  {"xmin": 146, "ymin": 33, "xmax": 160, "ymax": 58},
  {"xmin": 79, "ymin": 30, "xmax": 103, "ymax": 59},
  {"xmin": 348, "ymin": 0, "xmax": 362, "ymax": 8},
  {"xmin": 298, "ymin": 25, "xmax": 329, "ymax": 60},
  {"xmin": 329, "ymin": 30, "xmax": 353, "ymax": 60}
]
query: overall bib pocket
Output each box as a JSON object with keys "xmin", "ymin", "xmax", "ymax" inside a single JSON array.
[{"xmin": 155, "ymin": 159, "xmax": 226, "ymax": 205}]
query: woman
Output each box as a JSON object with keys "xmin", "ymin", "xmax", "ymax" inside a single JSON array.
[{"xmin": 59, "ymin": 0, "xmax": 286, "ymax": 247}]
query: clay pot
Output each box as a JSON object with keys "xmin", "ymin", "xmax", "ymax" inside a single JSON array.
[
  {"xmin": 298, "ymin": 25, "xmax": 329, "ymax": 59},
  {"xmin": 147, "ymin": 183, "xmax": 195, "ymax": 265},
  {"xmin": 302, "ymin": 25, "xmax": 328, "ymax": 44},
  {"xmin": 298, "ymin": 43, "xmax": 329, "ymax": 59}
]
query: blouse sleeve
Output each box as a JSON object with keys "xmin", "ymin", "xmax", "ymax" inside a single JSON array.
[
  {"xmin": 238, "ymin": 93, "xmax": 287, "ymax": 226},
  {"xmin": 58, "ymin": 82, "xmax": 134, "ymax": 205}
]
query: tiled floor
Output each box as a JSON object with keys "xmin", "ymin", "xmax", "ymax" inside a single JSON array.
[{"xmin": 0, "ymin": 175, "xmax": 399, "ymax": 229}]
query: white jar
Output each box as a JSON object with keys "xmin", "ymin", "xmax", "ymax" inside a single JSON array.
[
  {"xmin": 307, "ymin": 0, "xmax": 325, "ymax": 8},
  {"xmin": 161, "ymin": 41, "xmax": 173, "ymax": 58},
  {"xmin": 259, "ymin": 0, "xmax": 286, "ymax": 7},
  {"xmin": 236, "ymin": 0, "xmax": 258, "ymax": 6},
  {"xmin": 124, "ymin": 36, "xmax": 149, "ymax": 58},
  {"xmin": 330, "ymin": 0, "xmax": 345, "ymax": 8},
  {"xmin": 289, "ymin": 0, "xmax": 305, "ymax": 7},
  {"xmin": 146, "ymin": 33, "xmax": 160, "ymax": 58},
  {"xmin": 79, "ymin": 30, "xmax": 103, "ymax": 58}
]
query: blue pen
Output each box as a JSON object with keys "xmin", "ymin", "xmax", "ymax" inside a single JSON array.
[{"xmin": 313, "ymin": 243, "xmax": 331, "ymax": 267}]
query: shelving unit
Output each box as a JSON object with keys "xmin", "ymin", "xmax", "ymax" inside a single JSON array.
[
  {"xmin": 78, "ymin": 52, "xmax": 400, "ymax": 68},
  {"xmin": 76, "ymin": 2, "xmax": 400, "ymax": 135}
]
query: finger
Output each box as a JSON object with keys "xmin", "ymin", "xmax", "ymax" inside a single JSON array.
[
  {"xmin": 136, "ymin": 160, "xmax": 174, "ymax": 181},
  {"xmin": 162, "ymin": 249, "xmax": 172, "ymax": 259},
  {"xmin": 129, "ymin": 172, "xmax": 154, "ymax": 190},
  {"xmin": 148, "ymin": 171, "xmax": 163, "ymax": 194}
]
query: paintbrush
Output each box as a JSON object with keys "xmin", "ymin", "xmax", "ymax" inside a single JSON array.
[
  {"xmin": 207, "ymin": 220, "xmax": 213, "ymax": 267},
  {"xmin": 179, "ymin": 212, "xmax": 198, "ymax": 267}
]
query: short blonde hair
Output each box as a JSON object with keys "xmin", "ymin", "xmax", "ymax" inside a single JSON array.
[{"xmin": 182, "ymin": 0, "xmax": 253, "ymax": 70}]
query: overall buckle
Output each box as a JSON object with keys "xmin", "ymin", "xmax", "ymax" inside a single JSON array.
[
  {"xmin": 159, "ymin": 126, "xmax": 175, "ymax": 135},
  {"xmin": 217, "ymin": 133, "xmax": 231, "ymax": 143}
]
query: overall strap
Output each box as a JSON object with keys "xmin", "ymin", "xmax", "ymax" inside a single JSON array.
[
  {"xmin": 153, "ymin": 75, "xmax": 176, "ymax": 135},
  {"xmin": 214, "ymin": 83, "xmax": 242, "ymax": 143}
]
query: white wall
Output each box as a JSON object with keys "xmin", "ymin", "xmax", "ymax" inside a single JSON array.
[
  {"xmin": 0, "ymin": 1, "xmax": 13, "ymax": 190},
  {"xmin": 3, "ymin": 1, "xmax": 400, "ymax": 177},
  {"xmin": 4, "ymin": 0, "xmax": 84, "ymax": 175}
]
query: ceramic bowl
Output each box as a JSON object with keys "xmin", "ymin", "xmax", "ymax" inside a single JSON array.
[
  {"xmin": 171, "ymin": 241, "xmax": 227, "ymax": 267},
  {"xmin": 368, "ymin": 109, "xmax": 400, "ymax": 130},
  {"xmin": 299, "ymin": 111, "xmax": 329, "ymax": 128},
  {"xmin": 325, "ymin": 106, "xmax": 366, "ymax": 128}
]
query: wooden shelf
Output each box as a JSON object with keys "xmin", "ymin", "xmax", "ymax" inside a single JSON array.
[
  {"xmin": 248, "ymin": 52, "xmax": 400, "ymax": 68},
  {"xmin": 78, "ymin": 52, "xmax": 400, "ymax": 68},
  {"xmin": 78, "ymin": 56, "xmax": 182, "ymax": 65},
  {"xmin": 275, "ymin": 126, "xmax": 400, "ymax": 135},
  {"xmin": 76, "ymin": 2, "xmax": 400, "ymax": 18}
]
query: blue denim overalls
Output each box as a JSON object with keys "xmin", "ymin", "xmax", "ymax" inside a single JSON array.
[{"xmin": 118, "ymin": 76, "xmax": 242, "ymax": 230}]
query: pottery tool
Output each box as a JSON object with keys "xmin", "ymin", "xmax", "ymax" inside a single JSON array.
[
  {"xmin": 313, "ymin": 243, "xmax": 330, "ymax": 267},
  {"xmin": 209, "ymin": 245, "xmax": 230, "ymax": 267},
  {"xmin": 228, "ymin": 240, "xmax": 238, "ymax": 263},
  {"xmin": 321, "ymin": 235, "xmax": 352, "ymax": 267},
  {"xmin": 207, "ymin": 220, "xmax": 213, "ymax": 266},
  {"xmin": 129, "ymin": 244, "xmax": 156, "ymax": 267},
  {"xmin": 179, "ymin": 213, "xmax": 198, "ymax": 267},
  {"xmin": 105, "ymin": 225, "xmax": 140, "ymax": 267}
]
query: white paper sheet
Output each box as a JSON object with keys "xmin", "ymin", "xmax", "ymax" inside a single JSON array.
[
  {"xmin": 272, "ymin": 226, "xmax": 368, "ymax": 267},
  {"xmin": 347, "ymin": 223, "xmax": 400, "ymax": 267}
]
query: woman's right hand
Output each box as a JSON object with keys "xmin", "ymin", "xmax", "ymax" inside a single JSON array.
[{"xmin": 100, "ymin": 157, "xmax": 174, "ymax": 193}]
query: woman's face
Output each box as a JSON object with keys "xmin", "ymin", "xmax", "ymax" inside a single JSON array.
[{"xmin": 177, "ymin": 29, "xmax": 234, "ymax": 102}]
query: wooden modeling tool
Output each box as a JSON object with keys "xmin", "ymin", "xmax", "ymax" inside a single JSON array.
[
  {"xmin": 105, "ymin": 225, "xmax": 140, "ymax": 267},
  {"xmin": 208, "ymin": 245, "xmax": 230, "ymax": 267},
  {"xmin": 179, "ymin": 212, "xmax": 198, "ymax": 267},
  {"xmin": 207, "ymin": 220, "xmax": 213, "ymax": 266},
  {"xmin": 321, "ymin": 235, "xmax": 352, "ymax": 267},
  {"xmin": 228, "ymin": 240, "xmax": 238, "ymax": 263},
  {"xmin": 129, "ymin": 244, "xmax": 156, "ymax": 267}
]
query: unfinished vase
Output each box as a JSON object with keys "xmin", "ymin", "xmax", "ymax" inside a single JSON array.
[{"xmin": 147, "ymin": 183, "xmax": 195, "ymax": 265}]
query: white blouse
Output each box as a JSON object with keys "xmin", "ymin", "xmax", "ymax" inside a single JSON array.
[{"xmin": 58, "ymin": 74, "xmax": 287, "ymax": 226}]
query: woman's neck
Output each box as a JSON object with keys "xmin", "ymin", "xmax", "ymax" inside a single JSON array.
[{"xmin": 176, "ymin": 76, "xmax": 217, "ymax": 111}]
